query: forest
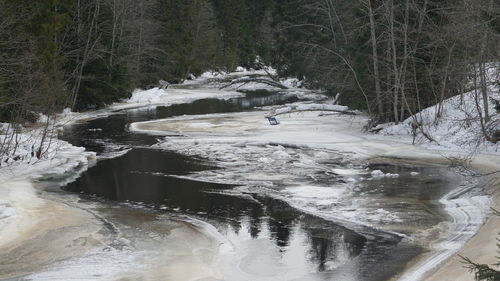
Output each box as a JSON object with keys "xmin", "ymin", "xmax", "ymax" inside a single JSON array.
[{"xmin": 0, "ymin": 0, "xmax": 498, "ymax": 124}]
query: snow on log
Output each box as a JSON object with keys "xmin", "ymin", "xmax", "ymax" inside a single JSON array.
[
  {"xmin": 266, "ymin": 104, "xmax": 354, "ymax": 117},
  {"xmin": 220, "ymin": 77, "xmax": 289, "ymax": 90}
]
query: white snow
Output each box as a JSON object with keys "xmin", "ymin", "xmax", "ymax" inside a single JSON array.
[
  {"xmin": 377, "ymin": 64, "xmax": 499, "ymax": 155},
  {"xmin": 284, "ymin": 185, "xmax": 346, "ymax": 203},
  {"xmin": 187, "ymin": 66, "xmax": 310, "ymax": 92},
  {"xmin": 370, "ymin": 170, "xmax": 399, "ymax": 179},
  {"xmin": 295, "ymin": 104, "xmax": 349, "ymax": 112},
  {"xmin": 370, "ymin": 170, "xmax": 385, "ymax": 178},
  {"xmin": 267, "ymin": 103, "xmax": 349, "ymax": 118},
  {"xmin": 0, "ymin": 199, "xmax": 15, "ymax": 219},
  {"xmin": 282, "ymin": 78, "xmax": 304, "ymax": 89},
  {"xmin": 127, "ymin": 87, "xmax": 244, "ymax": 106},
  {"xmin": 0, "ymin": 122, "xmax": 94, "ymax": 170}
]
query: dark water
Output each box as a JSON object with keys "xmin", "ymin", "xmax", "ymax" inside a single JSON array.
[
  {"xmin": 60, "ymin": 147, "xmax": 421, "ymax": 280},
  {"xmin": 61, "ymin": 90, "xmax": 298, "ymax": 154},
  {"xmin": 56, "ymin": 90, "xmax": 451, "ymax": 280}
]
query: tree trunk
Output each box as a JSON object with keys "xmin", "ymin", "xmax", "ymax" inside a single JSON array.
[
  {"xmin": 388, "ymin": 0, "xmax": 399, "ymax": 123},
  {"xmin": 72, "ymin": 0, "xmax": 101, "ymax": 110},
  {"xmin": 436, "ymin": 43, "xmax": 455, "ymax": 120},
  {"xmin": 479, "ymin": 63, "xmax": 490, "ymax": 122},
  {"xmin": 367, "ymin": 0, "xmax": 383, "ymax": 118}
]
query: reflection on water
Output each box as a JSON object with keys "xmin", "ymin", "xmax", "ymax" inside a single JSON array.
[
  {"xmin": 62, "ymin": 147, "xmax": 369, "ymax": 276},
  {"xmin": 61, "ymin": 146, "xmax": 425, "ymax": 280},
  {"xmin": 56, "ymin": 90, "xmax": 439, "ymax": 280},
  {"xmin": 63, "ymin": 148, "xmax": 232, "ymax": 205},
  {"xmin": 61, "ymin": 90, "xmax": 298, "ymax": 154}
]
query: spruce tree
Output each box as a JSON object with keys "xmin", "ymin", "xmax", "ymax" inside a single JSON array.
[{"xmin": 461, "ymin": 209, "xmax": 500, "ymax": 281}]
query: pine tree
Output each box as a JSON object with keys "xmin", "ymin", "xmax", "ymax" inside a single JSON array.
[{"xmin": 461, "ymin": 209, "xmax": 500, "ymax": 281}]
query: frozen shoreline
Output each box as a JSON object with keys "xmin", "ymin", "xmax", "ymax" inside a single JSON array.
[
  {"xmin": 416, "ymin": 157, "xmax": 500, "ymax": 281},
  {"xmin": 0, "ymin": 138, "xmax": 100, "ymax": 279}
]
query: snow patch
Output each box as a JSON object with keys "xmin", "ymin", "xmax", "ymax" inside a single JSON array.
[
  {"xmin": 370, "ymin": 170, "xmax": 400, "ymax": 179},
  {"xmin": 0, "ymin": 199, "xmax": 15, "ymax": 219}
]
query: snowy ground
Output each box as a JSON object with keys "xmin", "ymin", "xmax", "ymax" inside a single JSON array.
[{"xmin": 0, "ymin": 125, "xmax": 95, "ymax": 229}]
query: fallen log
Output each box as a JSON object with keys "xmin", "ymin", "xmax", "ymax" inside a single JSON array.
[
  {"xmin": 266, "ymin": 104, "xmax": 356, "ymax": 118},
  {"xmin": 220, "ymin": 78, "xmax": 289, "ymax": 90}
]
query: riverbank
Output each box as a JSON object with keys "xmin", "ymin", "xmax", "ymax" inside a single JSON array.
[
  {"xmin": 424, "ymin": 157, "xmax": 499, "ymax": 281},
  {"xmin": 371, "ymin": 154, "xmax": 499, "ymax": 281},
  {"xmin": 0, "ymin": 138, "xmax": 99, "ymax": 279}
]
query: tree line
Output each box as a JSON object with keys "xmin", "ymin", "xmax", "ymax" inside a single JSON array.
[
  {"xmin": 0, "ymin": 0, "xmax": 498, "ymax": 126},
  {"xmin": 0, "ymin": 0, "xmax": 273, "ymax": 121}
]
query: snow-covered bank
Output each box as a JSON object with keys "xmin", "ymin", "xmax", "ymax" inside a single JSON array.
[
  {"xmin": 0, "ymin": 124, "xmax": 99, "ymax": 278},
  {"xmin": 126, "ymin": 87, "xmax": 244, "ymax": 106},
  {"xmin": 376, "ymin": 65, "xmax": 499, "ymax": 155},
  {"xmin": 53, "ymin": 88, "xmax": 246, "ymax": 127},
  {"xmin": 370, "ymin": 66, "xmax": 500, "ymax": 280}
]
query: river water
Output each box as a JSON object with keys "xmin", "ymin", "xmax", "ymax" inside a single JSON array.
[{"xmin": 8, "ymin": 86, "xmax": 477, "ymax": 281}]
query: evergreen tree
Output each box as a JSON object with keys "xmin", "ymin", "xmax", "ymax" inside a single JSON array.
[
  {"xmin": 31, "ymin": 0, "xmax": 71, "ymax": 113},
  {"xmin": 158, "ymin": 0, "xmax": 217, "ymax": 81},
  {"xmin": 461, "ymin": 209, "xmax": 500, "ymax": 281}
]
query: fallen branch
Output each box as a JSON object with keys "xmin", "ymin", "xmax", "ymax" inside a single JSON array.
[
  {"xmin": 266, "ymin": 104, "xmax": 355, "ymax": 117},
  {"xmin": 220, "ymin": 78, "xmax": 289, "ymax": 90},
  {"xmin": 411, "ymin": 118, "xmax": 436, "ymax": 143},
  {"xmin": 255, "ymin": 62, "xmax": 280, "ymax": 82}
]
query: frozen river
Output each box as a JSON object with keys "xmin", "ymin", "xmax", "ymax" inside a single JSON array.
[{"xmin": 0, "ymin": 79, "xmax": 487, "ymax": 281}]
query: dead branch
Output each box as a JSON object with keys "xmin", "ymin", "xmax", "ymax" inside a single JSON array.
[
  {"xmin": 220, "ymin": 78, "xmax": 289, "ymax": 90},
  {"xmin": 266, "ymin": 104, "xmax": 356, "ymax": 118}
]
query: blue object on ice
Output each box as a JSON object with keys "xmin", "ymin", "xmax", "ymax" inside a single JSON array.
[{"xmin": 267, "ymin": 116, "xmax": 280, "ymax": 125}]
